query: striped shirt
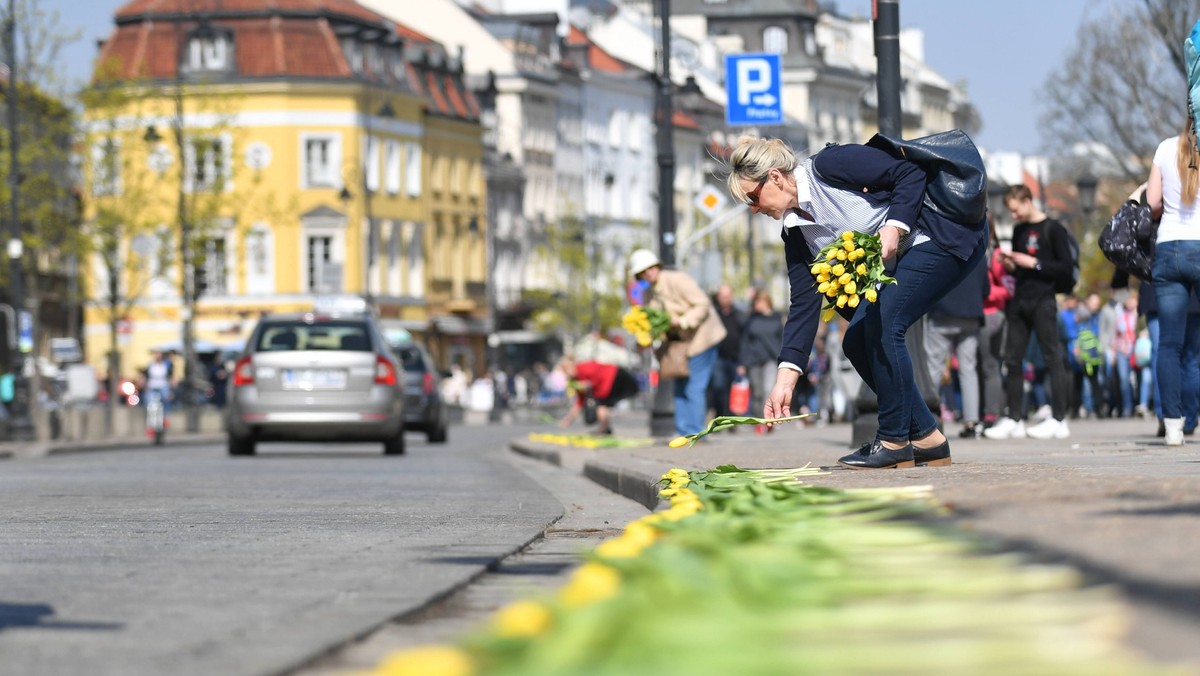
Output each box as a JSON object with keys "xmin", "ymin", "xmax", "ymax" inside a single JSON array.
[{"xmin": 783, "ymin": 161, "xmax": 929, "ymax": 259}]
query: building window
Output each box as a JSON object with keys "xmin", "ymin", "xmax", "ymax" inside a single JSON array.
[
  {"xmin": 246, "ymin": 227, "xmax": 274, "ymax": 295},
  {"xmin": 384, "ymin": 140, "xmax": 401, "ymax": 195},
  {"xmin": 91, "ymin": 138, "xmax": 121, "ymax": 196},
  {"xmin": 186, "ymin": 34, "xmax": 232, "ymax": 73},
  {"xmin": 302, "ymin": 134, "xmax": 341, "ymax": 189},
  {"xmin": 763, "ymin": 26, "xmax": 788, "ymax": 54},
  {"xmin": 607, "ymin": 110, "xmax": 625, "ymax": 148},
  {"xmin": 405, "ymin": 142, "xmax": 422, "ymax": 197},
  {"xmin": 364, "ymin": 135, "xmax": 381, "ymax": 193},
  {"xmin": 196, "ymin": 237, "xmax": 227, "ymax": 297},
  {"xmin": 307, "ymin": 235, "xmax": 339, "ymax": 293},
  {"xmin": 186, "ymin": 136, "xmax": 229, "ymax": 192}
]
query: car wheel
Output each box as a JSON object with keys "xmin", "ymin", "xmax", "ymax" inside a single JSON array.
[
  {"xmin": 384, "ymin": 431, "xmax": 406, "ymax": 455},
  {"xmin": 427, "ymin": 421, "xmax": 448, "ymax": 443},
  {"xmin": 228, "ymin": 435, "xmax": 256, "ymax": 456}
]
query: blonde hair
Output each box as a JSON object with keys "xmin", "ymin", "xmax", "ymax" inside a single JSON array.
[
  {"xmin": 725, "ymin": 136, "xmax": 798, "ymax": 203},
  {"xmin": 1177, "ymin": 116, "xmax": 1200, "ymax": 206}
]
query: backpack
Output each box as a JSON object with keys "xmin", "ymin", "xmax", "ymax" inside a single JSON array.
[
  {"xmin": 864, "ymin": 129, "xmax": 988, "ymax": 225},
  {"xmin": 1099, "ymin": 200, "xmax": 1156, "ymax": 281},
  {"xmin": 1075, "ymin": 327, "xmax": 1103, "ymax": 376},
  {"xmin": 1051, "ymin": 222, "xmax": 1081, "ymax": 295}
]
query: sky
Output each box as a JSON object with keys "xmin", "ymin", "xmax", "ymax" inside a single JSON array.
[{"xmin": 45, "ymin": 0, "xmax": 1092, "ymax": 155}]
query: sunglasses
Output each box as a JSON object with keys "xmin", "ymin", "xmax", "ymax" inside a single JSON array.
[{"xmin": 745, "ymin": 176, "xmax": 768, "ymax": 206}]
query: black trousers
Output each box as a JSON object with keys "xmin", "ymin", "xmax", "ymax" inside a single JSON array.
[{"xmin": 1003, "ymin": 297, "xmax": 1070, "ymax": 421}]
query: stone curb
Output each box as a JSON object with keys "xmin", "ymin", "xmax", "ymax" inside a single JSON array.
[
  {"xmin": 509, "ymin": 439, "xmax": 666, "ymax": 511},
  {"xmin": 0, "ymin": 433, "xmax": 227, "ymax": 460}
]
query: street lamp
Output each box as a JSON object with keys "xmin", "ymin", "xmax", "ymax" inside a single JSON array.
[
  {"xmin": 3, "ymin": 0, "xmax": 34, "ymax": 440},
  {"xmin": 1076, "ymin": 173, "xmax": 1099, "ymax": 225}
]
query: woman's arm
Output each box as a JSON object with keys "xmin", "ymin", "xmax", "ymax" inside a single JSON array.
[
  {"xmin": 669, "ymin": 272, "xmax": 714, "ymax": 331},
  {"xmin": 777, "ymin": 227, "xmax": 821, "ymax": 373},
  {"xmin": 1147, "ymin": 163, "xmax": 1164, "ymax": 221}
]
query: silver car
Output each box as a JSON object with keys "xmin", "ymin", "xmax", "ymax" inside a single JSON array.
[{"xmin": 224, "ymin": 313, "xmax": 405, "ymax": 456}]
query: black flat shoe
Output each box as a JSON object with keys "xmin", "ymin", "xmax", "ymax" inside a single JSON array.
[
  {"xmin": 912, "ymin": 439, "xmax": 952, "ymax": 467},
  {"xmin": 838, "ymin": 440, "xmax": 915, "ymax": 470}
]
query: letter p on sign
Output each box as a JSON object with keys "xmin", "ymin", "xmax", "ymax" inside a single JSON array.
[{"xmin": 735, "ymin": 59, "xmax": 771, "ymax": 105}]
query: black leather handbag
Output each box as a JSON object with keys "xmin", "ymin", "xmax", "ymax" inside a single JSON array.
[
  {"xmin": 865, "ymin": 129, "xmax": 988, "ymax": 225},
  {"xmin": 1099, "ymin": 199, "xmax": 1156, "ymax": 281}
]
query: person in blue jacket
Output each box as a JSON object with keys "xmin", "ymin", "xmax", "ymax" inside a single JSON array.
[{"xmin": 725, "ymin": 136, "xmax": 987, "ymax": 469}]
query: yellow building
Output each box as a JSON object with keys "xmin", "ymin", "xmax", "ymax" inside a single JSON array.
[{"xmin": 82, "ymin": 0, "xmax": 488, "ymax": 381}]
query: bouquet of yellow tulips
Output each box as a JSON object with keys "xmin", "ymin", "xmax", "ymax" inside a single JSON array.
[
  {"xmin": 622, "ymin": 306, "xmax": 671, "ymax": 347},
  {"xmin": 812, "ymin": 230, "xmax": 896, "ymax": 322}
]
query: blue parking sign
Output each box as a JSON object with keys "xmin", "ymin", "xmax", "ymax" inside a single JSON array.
[{"xmin": 725, "ymin": 54, "xmax": 783, "ymax": 126}]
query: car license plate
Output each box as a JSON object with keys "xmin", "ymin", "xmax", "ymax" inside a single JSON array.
[{"xmin": 282, "ymin": 369, "xmax": 346, "ymax": 390}]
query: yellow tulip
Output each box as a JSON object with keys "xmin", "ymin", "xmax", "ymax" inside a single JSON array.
[
  {"xmin": 844, "ymin": 280, "xmax": 857, "ymax": 294},
  {"xmin": 865, "ymin": 288, "xmax": 878, "ymax": 303},
  {"xmin": 836, "ymin": 294, "xmax": 848, "ymax": 308},
  {"xmin": 819, "ymin": 262, "xmax": 832, "ymax": 273},
  {"xmin": 378, "ymin": 646, "xmax": 474, "ymax": 676},
  {"xmin": 595, "ymin": 535, "xmax": 648, "ymax": 559},
  {"xmin": 821, "ymin": 306, "xmax": 837, "ymax": 322},
  {"xmin": 839, "ymin": 273, "xmax": 853, "ymax": 285},
  {"xmin": 816, "ymin": 273, "xmax": 829, "ymax": 283},
  {"xmin": 842, "ymin": 231, "xmax": 855, "ymax": 241},
  {"xmin": 491, "ymin": 600, "xmax": 553, "ymax": 638},
  {"xmin": 831, "ymin": 264, "xmax": 846, "ymax": 276},
  {"xmin": 810, "ymin": 264, "xmax": 822, "ymax": 275},
  {"xmin": 817, "ymin": 281, "xmax": 831, "ymax": 293},
  {"xmin": 826, "ymin": 285, "xmax": 838, "ymax": 297},
  {"xmin": 559, "ymin": 563, "xmax": 621, "ymax": 607},
  {"xmin": 826, "ymin": 249, "xmax": 839, "ymax": 261},
  {"xmin": 854, "ymin": 247, "xmax": 865, "ymax": 257},
  {"xmin": 836, "ymin": 249, "xmax": 847, "ymax": 260},
  {"xmin": 843, "ymin": 240, "xmax": 855, "ymax": 252},
  {"xmin": 856, "ymin": 263, "xmax": 868, "ymax": 275},
  {"xmin": 848, "ymin": 294, "xmax": 861, "ymax": 308}
]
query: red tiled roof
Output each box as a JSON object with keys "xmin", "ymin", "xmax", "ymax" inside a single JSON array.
[
  {"xmin": 442, "ymin": 74, "xmax": 467, "ymax": 118},
  {"xmin": 673, "ymin": 109, "xmax": 699, "ymax": 130},
  {"xmin": 115, "ymin": 0, "xmax": 388, "ymax": 25},
  {"xmin": 565, "ymin": 25, "xmax": 634, "ymax": 75},
  {"xmin": 424, "ymin": 70, "xmax": 449, "ymax": 115}
]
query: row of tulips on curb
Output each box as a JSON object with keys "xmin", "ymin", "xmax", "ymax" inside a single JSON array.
[{"xmin": 352, "ymin": 461, "xmax": 1155, "ymax": 676}]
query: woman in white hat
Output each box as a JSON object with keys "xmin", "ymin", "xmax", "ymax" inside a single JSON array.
[{"xmin": 629, "ymin": 248, "xmax": 727, "ymax": 436}]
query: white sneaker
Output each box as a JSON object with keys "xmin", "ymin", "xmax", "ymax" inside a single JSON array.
[
  {"xmin": 983, "ymin": 417, "xmax": 1019, "ymax": 439},
  {"xmin": 1027, "ymin": 417, "xmax": 1069, "ymax": 440},
  {"xmin": 1165, "ymin": 418, "xmax": 1185, "ymax": 446},
  {"xmin": 1034, "ymin": 404, "xmax": 1053, "ymax": 422},
  {"xmin": 1012, "ymin": 420, "xmax": 1027, "ymax": 439}
]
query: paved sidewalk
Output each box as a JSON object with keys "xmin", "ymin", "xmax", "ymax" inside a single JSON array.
[{"xmin": 513, "ymin": 414, "xmax": 1200, "ymax": 672}]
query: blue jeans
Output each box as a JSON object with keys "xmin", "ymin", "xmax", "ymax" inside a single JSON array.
[
  {"xmin": 842, "ymin": 239, "xmax": 987, "ymax": 443},
  {"xmin": 674, "ymin": 345, "xmax": 717, "ymax": 436},
  {"xmin": 1152, "ymin": 241, "xmax": 1200, "ymax": 421},
  {"xmin": 708, "ymin": 356, "xmax": 739, "ymax": 417},
  {"xmin": 1147, "ymin": 314, "xmax": 1199, "ymax": 426}
]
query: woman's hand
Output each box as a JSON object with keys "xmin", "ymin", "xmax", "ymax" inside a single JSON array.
[
  {"xmin": 879, "ymin": 224, "xmax": 901, "ymax": 261},
  {"xmin": 765, "ymin": 367, "xmax": 800, "ymax": 421},
  {"xmin": 736, "ymin": 365, "xmax": 746, "ymax": 376}
]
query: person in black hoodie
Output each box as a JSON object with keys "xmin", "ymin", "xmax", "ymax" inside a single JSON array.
[
  {"xmin": 984, "ymin": 185, "xmax": 1076, "ymax": 441},
  {"xmin": 708, "ymin": 284, "xmax": 746, "ymax": 419},
  {"xmin": 738, "ymin": 289, "xmax": 784, "ymax": 431},
  {"xmin": 923, "ymin": 252, "xmax": 989, "ymax": 437}
]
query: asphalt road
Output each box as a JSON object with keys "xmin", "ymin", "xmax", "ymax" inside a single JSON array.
[{"xmin": 0, "ymin": 424, "xmax": 564, "ymax": 676}]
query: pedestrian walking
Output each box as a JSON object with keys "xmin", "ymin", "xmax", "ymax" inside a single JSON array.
[
  {"xmin": 628, "ymin": 248, "xmax": 727, "ymax": 437},
  {"xmin": 984, "ymin": 185, "xmax": 1075, "ymax": 440},
  {"xmin": 1147, "ymin": 118, "xmax": 1200, "ymax": 445},
  {"xmin": 725, "ymin": 135, "xmax": 987, "ymax": 469},
  {"xmin": 923, "ymin": 246, "xmax": 988, "ymax": 438},
  {"xmin": 1110, "ymin": 292, "xmax": 1140, "ymax": 418},
  {"xmin": 980, "ymin": 223, "xmax": 1014, "ymax": 430},
  {"xmin": 1071, "ymin": 294, "xmax": 1106, "ymax": 419},
  {"xmin": 709, "ymin": 284, "xmax": 746, "ymax": 420},
  {"xmin": 737, "ymin": 289, "xmax": 784, "ymax": 433}
]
